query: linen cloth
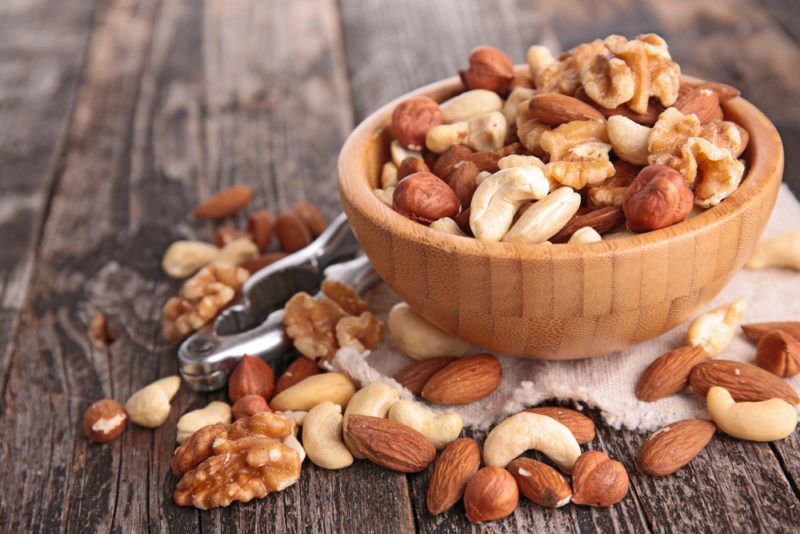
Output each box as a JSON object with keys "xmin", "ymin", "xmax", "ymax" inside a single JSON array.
[{"xmin": 328, "ymin": 185, "xmax": 800, "ymax": 432}]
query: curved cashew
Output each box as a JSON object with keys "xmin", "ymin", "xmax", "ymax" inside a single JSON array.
[
  {"xmin": 483, "ymin": 412, "xmax": 581, "ymax": 472},
  {"xmin": 441, "ymin": 89, "xmax": 503, "ymax": 123},
  {"xmin": 687, "ymin": 299, "xmax": 747, "ymax": 356},
  {"xmin": 502, "ymin": 87, "xmax": 535, "ymax": 125},
  {"xmin": 387, "ymin": 302, "xmax": 469, "ymax": 360},
  {"xmin": 125, "ymin": 375, "xmax": 181, "ymax": 428},
  {"xmin": 498, "ymin": 154, "xmax": 546, "ymax": 171},
  {"xmin": 381, "ymin": 161, "xmax": 399, "ymax": 188},
  {"xmin": 707, "ymin": 386, "xmax": 797, "ymax": 441},
  {"xmin": 213, "ymin": 237, "xmax": 258, "ymax": 266},
  {"xmin": 426, "ymin": 112, "xmax": 507, "ymax": 153},
  {"xmin": 526, "ymin": 45, "xmax": 556, "ymax": 81},
  {"xmin": 469, "ymin": 167, "xmax": 550, "ymax": 242},
  {"xmin": 162, "ymin": 241, "xmax": 220, "ymax": 279},
  {"xmin": 568, "ymin": 226, "xmax": 602, "ymax": 244},
  {"xmin": 607, "ymin": 115, "xmax": 651, "ymax": 165},
  {"xmin": 387, "ymin": 400, "xmax": 463, "ymax": 449},
  {"xmin": 746, "ymin": 231, "xmax": 800, "ymax": 272},
  {"xmin": 503, "ymin": 187, "xmax": 582, "ymax": 244},
  {"xmin": 343, "ymin": 383, "xmax": 401, "ymax": 458},
  {"xmin": 270, "ymin": 372, "xmax": 356, "ymax": 412},
  {"xmin": 430, "ymin": 217, "xmax": 466, "ymax": 236},
  {"xmin": 390, "ymin": 140, "xmax": 422, "ymax": 167},
  {"xmin": 302, "ymin": 401, "xmax": 353, "ymax": 469},
  {"xmin": 176, "ymin": 401, "xmax": 232, "ymax": 444}
]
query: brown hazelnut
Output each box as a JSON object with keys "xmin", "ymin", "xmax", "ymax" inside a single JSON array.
[
  {"xmin": 231, "ymin": 394, "xmax": 271, "ymax": 420},
  {"xmin": 449, "ymin": 161, "xmax": 480, "ymax": 209},
  {"xmin": 228, "ymin": 355, "xmax": 275, "ymax": 402},
  {"xmin": 391, "ymin": 96, "xmax": 444, "ymax": 150},
  {"xmin": 247, "ymin": 210, "xmax": 274, "ymax": 251},
  {"xmin": 463, "ymin": 466, "xmax": 519, "ymax": 523},
  {"xmin": 755, "ymin": 330, "xmax": 800, "ymax": 378},
  {"xmin": 397, "ymin": 156, "xmax": 431, "ymax": 180},
  {"xmin": 292, "ymin": 201, "xmax": 327, "ymax": 237},
  {"xmin": 459, "ymin": 46, "xmax": 514, "ymax": 94},
  {"xmin": 571, "ymin": 450, "xmax": 629, "ymax": 507},
  {"xmin": 82, "ymin": 399, "xmax": 127, "ymax": 443},
  {"xmin": 622, "ymin": 165, "xmax": 693, "ymax": 232},
  {"xmin": 432, "ymin": 145, "xmax": 475, "ymax": 182},
  {"xmin": 393, "ymin": 172, "xmax": 461, "ymax": 224}
]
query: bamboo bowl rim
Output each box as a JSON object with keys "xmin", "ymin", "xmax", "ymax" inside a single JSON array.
[{"xmin": 338, "ymin": 69, "xmax": 784, "ymax": 261}]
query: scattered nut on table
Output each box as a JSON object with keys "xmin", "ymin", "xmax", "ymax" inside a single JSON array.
[
  {"xmin": 176, "ymin": 401, "xmax": 232, "ymax": 444},
  {"xmin": 82, "ymin": 399, "xmax": 128, "ymax": 443},
  {"xmin": 125, "ymin": 375, "xmax": 181, "ymax": 428},
  {"xmin": 483, "ymin": 412, "xmax": 581, "ymax": 472},
  {"xmin": 706, "ymin": 386, "xmax": 798, "ymax": 441}
]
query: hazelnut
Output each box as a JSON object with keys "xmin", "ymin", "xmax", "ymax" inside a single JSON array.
[
  {"xmin": 449, "ymin": 161, "xmax": 480, "ymax": 209},
  {"xmin": 247, "ymin": 210, "xmax": 274, "ymax": 251},
  {"xmin": 571, "ymin": 450, "xmax": 629, "ymax": 507},
  {"xmin": 622, "ymin": 165, "xmax": 693, "ymax": 232},
  {"xmin": 463, "ymin": 466, "xmax": 519, "ymax": 523},
  {"xmin": 231, "ymin": 394, "xmax": 271, "ymax": 420},
  {"xmin": 432, "ymin": 145, "xmax": 475, "ymax": 182},
  {"xmin": 459, "ymin": 46, "xmax": 514, "ymax": 94},
  {"xmin": 228, "ymin": 355, "xmax": 275, "ymax": 402},
  {"xmin": 755, "ymin": 330, "xmax": 800, "ymax": 378},
  {"xmin": 393, "ymin": 172, "xmax": 461, "ymax": 224},
  {"xmin": 82, "ymin": 399, "xmax": 128, "ymax": 443},
  {"xmin": 391, "ymin": 96, "xmax": 444, "ymax": 150},
  {"xmin": 397, "ymin": 156, "xmax": 431, "ymax": 180}
]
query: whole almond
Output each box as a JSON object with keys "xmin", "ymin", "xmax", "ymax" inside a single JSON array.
[
  {"xmin": 344, "ymin": 415, "xmax": 436, "ymax": 472},
  {"xmin": 292, "ymin": 201, "xmax": 327, "ymax": 237},
  {"xmin": 571, "ymin": 451, "xmax": 629, "ymax": 507},
  {"xmin": 755, "ymin": 330, "xmax": 800, "ymax": 378},
  {"xmin": 742, "ymin": 321, "xmax": 800, "ymax": 342},
  {"xmin": 693, "ymin": 81, "xmax": 741, "ymax": 102},
  {"xmin": 394, "ymin": 356, "xmax": 457, "ymax": 395},
  {"xmin": 275, "ymin": 356, "xmax": 320, "ymax": 395},
  {"xmin": 463, "ymin": 466, "xmax": 519, "ymax": 523},
  {"xmin": 228, "ymin": 355, "xmax": 275, "ymax": 402},
  {"xmin": 421, "ymin": 354, "xmax": 502, "ymax": 405},
  {"xmin": 247, "ymin": 210, "xmax": 274, "ymax": 251},
  {"xmin": 194, "ymin": 185, "xmax": 253, "ymax": 220},
  {"xmin": 637, "ymin": 419, "xmax": 716, "ymax": 476},
  {"xmin": 636, "ymin": 345, "xmax": 710, "ymax": 402},
  {"xmin": 550, "ymin": 206, "xmax": 624, "ymax": 243},
  {"xmin": 525, "ymin": 407, "xmax": 595, "ymax": 444},
  {"xmin": 675, "ymin": 87, "xmax": 723, "ymax": 124},
  {"xmin": 528, "ymin": 93, "xmax": 606, "ymax": 125},
  {"xmin": 507, "ymin": 457, "xmax": 571, "ymax": 507},
  {"xmin": 275, "ymin": 210, "xmax": 312, "ymax": 252},
  {"xmin": 689, "ymin": 359, "xmax": 800, "ymax": 404},
  {"xmin": 426, "ymin": 438, "xmax": 481, "ymax": 515}
]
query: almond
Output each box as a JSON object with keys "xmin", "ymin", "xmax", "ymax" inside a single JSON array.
[
  {"xmin": 432, "ymin": 145, "xmax": 475, "ymax": 182},
  {"xmin": 275, "ymin": 356, "xmax": 320, "ymax": 395},
  {"xmin": 575, "ymin": 87, "xmax": 662, "ymax": 125},
  {"xmin": 689, "ymin": 359, "xmax": 800, "ymax": 404},
  {"xmin": 524, "ymin": 407, "xmax": 595, "ymax": 444},
  {"xmin": 742, "ymin": 321, "xmax": 800, "ymax": 342},
  {"xmin": 675, "ymin": 87, "xmax": 723, "ymax": 124},
  {"xmin": 693, "ymin": 81, "xmax": 740, "ymax": 102},
  {"xmin": 394, "ymin": 356, "xmax": 457, "ymax": 395},
  {"xmin": 463, "ymin": 466, "xmax": 519, "ymax": 523},
  {"xmin": 636, "ymin": 345, "xmax": 710, "ymax": 402},
  {"xmin": 193, "ymin": 185, "xmax": 253, "ymax": 220},
  {"xmin": 528, "ymin": 93, "xmax": 606, "ymax": 125},
  {"xmin": 507, "ymin": 457, "xmax": 571, "ymax": 507},
  {"xmin": 247, "ymin": 209, "xmax": 274, "ymax": 251},
  {"xmin": 421, "ymin": 354, "xmax": 502, "ymax": 405},
  {"xmin": 550, "ymin": 206, "xmax": 625, "ymax": 243},
  {"xmin": 571, "ymin": 451, "xmax": 629, "ymax": 507},
  {"xmin": 228, "ymin": 355, "xmax": 275, "ymax": 402},
  {"xmin": 275, "ymin": 210, "xmax": 312, "ymax": 252},
  {"xmin": 344, "ymin": 415, "xmax": 436, "ymax": 472},
  {"xmin": 426, "ymin": 437, "xmax": 481, "ymax": 515},
  {"xmin": 755, "ymin": 330, "xmax": 800, "ymax": 378},
  {"xmin": 636, "ymin": 419, "xmax": 716, "ymax": 476},
  {"xmin": 391, "ymin": 96, "xmax": 444, "ymax": 150},
  {"xmin": 292, "ymin": 201, "xmax": 327, "ymax": 238}
]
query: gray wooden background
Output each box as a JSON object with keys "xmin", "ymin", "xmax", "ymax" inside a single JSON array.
[{"xmin": 1, "ymin": 0, "xmax": 799, "ymax": 532}]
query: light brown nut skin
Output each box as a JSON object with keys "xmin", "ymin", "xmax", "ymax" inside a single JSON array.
[
  {"xmin": 755, "ymin": 330, "xmax": 800, "ymax": 378},
  {"xmin": 449, "ymin": 161, "xmax": 481, "ymax": 209},
  {"xmin": 292, "ymin": 201, "xmax": 327, "ymax": 237},
  {"xmin": 194, "ymin": 185, "xmax": 253, "ymax": 220},
  {"xmin": 575, "ymin": 87, "xmax": 663, "ymax": 125},
  {"xmin": 432, "ymin": 145, "xmax": 475, "ymax": 182},
  {"xmin": 675, "ymin": 87, "xmax": 723, "ymax": 124},
  {"xmin": 550, "ymin": 206, "xmax": 624, "ymax": 243},
  {"xmin": 426, "ymin": 437, "xmax": 481, "ymax": 515},
  {"xmin": 623, "ymin": 165, "xmax": 693, "ymax": 232},
  {"xmin": 528, "ymin": 92, "xmax": 606, "ymax": 125},
  {"xmin": 421, "ymin": 354, "xmax": 502, "ymax": 405},
  {"xmin": 571, "ymin": 450, "xmax": 629, "ymax": 507},
  {"xmin": 82, "ymin": 399, "xmax": 128, "ymax": 443},
  {"xmin": 743, "ymin": 322, "xmax": 800, "ymax": 342},
  {"xmin": 637, "ymin": 419, "xmax": 716, "ymax": 476},
  {"xmin": 636, "ymin": 345, "xmax": 710, "ymax": 402},
  {"xmin": 228, "ymin": 355, "xmax": 275, "ymax": 402},
  {"xmin": 394, "ymin": 356, "xmax": 457, "ymax": 395},
  {"xmin": 275, "ymin": 211, "xmax": 312, "ymax": 252},
  {"xmin": 344, "ymin": 415, "xmax": 436, "ymax": 473},
  {"xmin": 247, "ymin": 210, "xmax": 274, "ymax": 251},
  {"xmin": 398, "ymin": 156, "xmax": 431, "ymax": 180},
  {"xmin": 393, "ymin": 172, "xmax": 461, "ymax": 225},
  {"xmin": 463, "ymin": 466, "xmax": 519, "ymax": 523},
  {"xmin": 231, "ymin": 394, "xmax": 271, "ymax": 420},
  {"xmin": 508, "ymin": 457, "xmax": 572, "ymax": 507},
  {"xmin": 391, "ymin": 96, "xmax": 444, "ymax": 150},
  {"xmin": 459, "ymin": 46, "xmax": 514, "ymax": 94},
  {"xmin": 689, "ymin": 360, "xmax": 800, "ymax": 404},
  {"xmin": 275, "ymin": 356, "xmax": 320, "ymax": 395}
]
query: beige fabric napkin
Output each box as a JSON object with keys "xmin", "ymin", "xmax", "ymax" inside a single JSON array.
[{"xmin": 329, "ymin": 184, "xmax": 800, "ymax": 432}]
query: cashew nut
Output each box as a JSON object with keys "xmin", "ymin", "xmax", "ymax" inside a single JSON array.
[
  {"xmin": 483, "ymin": 412, "xmax": 581, "ymax": 472},
  {"xmin": 607, "ymin": 115, "xmax": 651, "ymax": 165},
  {"xmin": 469, "ymin": 166, "xmax": 550, "ymax": 242},
  {"xmin": 498, "ymin": 154, "xmax": 546, "ymax": 171},
  {"xmin": 387, "ymin": 302, "xmax": 469, "ymax": 360},
  {"xmin": 527, "ymin": 45, "xmax": 556, "ymax": 81},
  {"xmin": 707, "ymin": 386, "xmax": 797, "ymax": 441},
  {"xmin": 503, "ymin": 187, "xmax": 582, "ymax": 244},
  {"xmin": 342, "ymin": 382, "xmax": 401, "ymax": 457},
  {"xmin": 502, "ymin": 87, "xmax": 536, "ymax": 125},
  {"xmin": 746, "ymin": 231, "xmax": 800, "ymax": 272},
  {"xmin": 125, "ymin": 375, "xmax": 181, "ymax": 428},
  {"xmin": 390, "ymin": 140, "xmax": 422, "ymax": 167},
  {"xmin": 162, "ymin": 241, "xmax": 220, "ymax": 279},
  {"xmin": 213, "ymin": 237, "xmax": 258, "ymax": 267},
  {"xmin": 426, "ymin": 112, "xmax": 507, "ymax": 153},
  {"xmin": 430, "ymin": 217, "xmax": 466, "ymax": 236},
  {"xmin": 373, "ymin": 186, "xmax": 395, "ymax": 208},
  {"xmin": 381, "ymin": 161, "xmax": 399, "ymax": 188},
  {"xmin": 568, "ymin": 226, "xmax": 602, "ymax": 244},
  {"xmin": 475, "ymin": 170, "xmax": 492, "ymax": 185},
  {"xmin": 387, "ymin": 400, "xmax": 462, "ymax": 449},
  {"xmin": 687, "ymin": 299, "xmax": 747, "ymax": 356},
  {"xmin": 440, "ymin": 89, "xmax": 503, "ymax": 123},
  {"xmin": 302, "ymin": 401, "xmax": 353, "ymax": 469},
  {"xmin": 269, "ymin": 372, "xmax": 356, "ymax": 412},
  {"xmin": 176, "ymin": 401, "xmax": 232, "ymax": 444}
]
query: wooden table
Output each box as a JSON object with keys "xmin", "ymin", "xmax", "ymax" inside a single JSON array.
[{"xmin": 2, "ymin": 0, "xmax": 799, "ymax": 531}]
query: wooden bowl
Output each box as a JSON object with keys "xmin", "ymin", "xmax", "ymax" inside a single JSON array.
[{"xmin": 337, "ymin": 70, "xmax": 783, "ymax": 359}]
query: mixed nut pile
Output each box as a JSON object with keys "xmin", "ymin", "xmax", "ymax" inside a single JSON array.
[{"xmin": 375, "ymin": 34, "xmax": 750, "ymax": 243}]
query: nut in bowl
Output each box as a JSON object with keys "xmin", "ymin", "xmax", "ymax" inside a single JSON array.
[{"xmin": 338, "ymin": 35, "xmax": 783, "ymax": 359}]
